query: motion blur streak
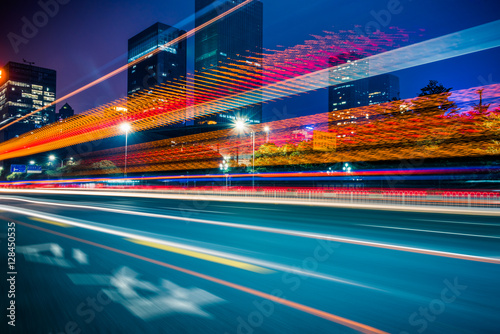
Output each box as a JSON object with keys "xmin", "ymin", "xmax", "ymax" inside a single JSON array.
[
  {"xmin": 2, "ymin": 197, "xmax": 499, "ymax": 264},
  {"xmin": 0, "ymin": 202, "xmax": 381, "ymax": 286},
  {"xmin": 0, "ymin": 0, "xmax": 256, "ymax": 133},
  {"xmin": 126, "ymin": 238, "xmax": 273, "ymax": 274},
  {"xmin": 1, "ymin": 22, "xmax": 500, "ymax": 160},
  {"xmin": 14, "ymin": 220, "xmax": 388, "ymax": 334}
]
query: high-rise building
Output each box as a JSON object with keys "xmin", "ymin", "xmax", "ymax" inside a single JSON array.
[
  {"xmin": 328, "ymin": 53, "xmax": 399, "ymax": 112},
  {"xmin": 0, "ymin": 61, "xmax": 56, "ymax": 141},
  {"xmin": 194, "ymin": 0, "xmax": 263, "ymax": 128},
  {"xmin": 57, "ymin": 102, "xmax": 74, "ymax": 120},
  {"xmin": 328, "ymin": 53, "xmax": 369, "ymax": 112},
  {"xmin": 368, "ymin": 74, "xmax": 400, "ymax": 105},
  {"xmin": 127, "ymin": 22, "xmax": 187, "ymax": 97}
]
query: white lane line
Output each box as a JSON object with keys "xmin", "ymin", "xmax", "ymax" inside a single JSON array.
[
  {"xmin": 0, "ymin": 204, "xmax": 380, "ymax": 290},
  {"xmin": 3, "ymin": 188, "xmax": 500, "ymax": 216},
  {"xmin": 210, "ymin": 204, "xmax": 283, "ymax": 211},
  {"xmin": 1, "ymin": 195, "xmax": 499, "ymax": 264},
  {"xmin": 162, "ymin": 206, "xmax": 232, "ymax": 214},
  {"xmin": 409, "ymin": 218, "xmax": 500, "ymax": 227},
  {"xmin": 359, "ymin": 224, "xmax": 500, "ymax": 239}
]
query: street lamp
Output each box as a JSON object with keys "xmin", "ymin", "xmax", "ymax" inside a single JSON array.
[
  {"xmin": 120, "ymin": 122, "xmax": 131, "ymax": 178},
  {"xmin": 233, "ymin": 119, "xmax": 255, "ymax": 188},
  {"xmin": 49, "ymin": 154, "xmax": 63, "ymax": 168},
  {"xmin": 220, "ymin": 159, "xmax": 229, "ymax": 188},
  {"xmin": 29, "ymin": 160, "xmax": 35, "ymax": 165},
  {"xmin": 264, "ymin": 125, "xmax": 270, "ymax": 143}
]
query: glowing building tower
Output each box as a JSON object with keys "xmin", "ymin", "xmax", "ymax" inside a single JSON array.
[
  {"xmin": 0, "ymin": 61, "xmax": 56, "ymax": 141},
  {"xmin": 194, "ymin": 0, "xmax": 263, "ymax": 128}
]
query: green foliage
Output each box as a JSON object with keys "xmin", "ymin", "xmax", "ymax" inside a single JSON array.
[
  {"xmin": 91, "ymin": 160, "xmax": 117, "ymax": 170},
  {"xmin": 6, "ymin": 172, "xmax": 23, "ymax": 181},
  {"xmin": 254, "ymin": 140, "xmax": 318, "ymax": 171}
]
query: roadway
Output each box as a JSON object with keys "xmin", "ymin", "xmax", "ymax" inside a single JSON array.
[{"xmin": 1, "ymin": 190, "xmax": 499, "ymax": 334}]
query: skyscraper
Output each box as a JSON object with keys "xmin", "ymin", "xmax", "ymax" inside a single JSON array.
[
  {"xmin": 368, "ymin": 74, "xmax": 400, "ymax": 105},
  {"xmin": 328, "ymin": 53, "xmax": 369, "ymax": 112},
  {"xmin": 127, "ymin": 22, "xmax": 187, "ymax": 97},
  {"xmin": 328, "ymin": 53, "xmax": 400, "ymax": 112},
  {"xmin": 0, "ymin": 61, "xmax": 56, "ymax": 141},
  {"xmin": 194, "ymin": 0, "xmax": 263, "ymax": 127}
]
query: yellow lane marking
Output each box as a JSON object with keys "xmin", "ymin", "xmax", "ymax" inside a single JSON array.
[
  {"xmin": 29, "ymin": 217, "xmax": 72, "ymax": 227},
  {"xmin": 127, "ymin": 238, "xmax": 273, "ymax": 274}
]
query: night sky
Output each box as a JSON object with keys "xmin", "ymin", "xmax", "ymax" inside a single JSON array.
[{"xmin": 1, "ymin": 0, "xmax": 500, "ymax": 122}]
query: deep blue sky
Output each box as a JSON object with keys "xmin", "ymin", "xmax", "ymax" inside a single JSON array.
[{"xmin": 1, "ymin": 0, "xmax": 500, "ymax": 122}]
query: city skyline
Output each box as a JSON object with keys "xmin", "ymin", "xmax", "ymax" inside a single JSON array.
[{"xmin": 1, "ymin": 0, "xmax": 499, "ymax": 122}]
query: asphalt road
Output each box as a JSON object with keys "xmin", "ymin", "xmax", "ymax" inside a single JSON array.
[{"xmin": 1, "ymin": 191, "xmax": 499, "ymax": 334}]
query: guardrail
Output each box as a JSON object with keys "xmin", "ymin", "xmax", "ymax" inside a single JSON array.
[
  {"xmin": 2, "ymin": 185, "xmax": 499, "ymax": 208},
  {"xmin": 99, "ymin": 186, "xmax": 500, "ymax": 208}
]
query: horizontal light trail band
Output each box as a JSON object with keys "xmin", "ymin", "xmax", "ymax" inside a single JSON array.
[
  {"xmin": 0, "ymin": 200, "xmax": 378, "ymax": 287},
  {"xmin": 1, "ymin": 195, "xmax": 499, "ymax": 264}
]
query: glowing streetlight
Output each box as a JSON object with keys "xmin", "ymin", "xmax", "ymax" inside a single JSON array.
[
  {"xmin": 29, "ymin": 160, "xmax": 35, "ymax": 165},
  {"xmin": 264, "ymin": 125, "xmax": 270, "ymax": 143},
  {"xmin": 235, "ymin": 119, "xmax": 246, "ymax": 132},
  {"xmin": 49, "ymin": 154, "xmax": 63, "ymax": 168},
  {"xmin": 220, "ymin": 159, "xmax": 229, "ymax": 188},
  {"xmin": 120, "ymin": 122, "xmax": 131, "ymax": 178},
  {"xmin": 233, "ymin": 119, "xmax": 255, "ymax": 188},
  {"xmin": 342, "ymin": 162, "xmax": 352, "ymax": 173}
]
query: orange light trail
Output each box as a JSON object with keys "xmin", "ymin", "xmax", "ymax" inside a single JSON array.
[{"xmin": 0, "ymin": 0, "xmax": 257, "ymax": 133}]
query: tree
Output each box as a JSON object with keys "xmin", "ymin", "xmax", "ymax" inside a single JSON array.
[
  {"xmin": 91, "ymin": 160, "xmax": 118, "ymax": 170},
  {"xmin": 414, "ymin": 80, "xmax": 459, "ymax": 116},
  {"xmin": 6, "ymin": 172, "xmax": 23, "ymax": 181},
  {"xmin": 418, "ymin": 80, "xmax": 452, "ymax": 96}
]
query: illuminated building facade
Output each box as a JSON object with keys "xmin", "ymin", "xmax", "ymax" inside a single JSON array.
[
  {"xmin": 368, "ymin": 74, "xmax": 400, "ymax": 105},
  {"xmin": 328, "ymin": 53, "xmax": 370, "ymax": 112},
  {"xmin": 0, "ymin": 61, "xmax": 56, "ymax": 141},
  {"xmin": 127, "ymin": 22, "xmax": 187, "ymax": 132},
  {"xmin": 194, "ymin": 0, "xmax": 263, "ymax": 127},
  {"xmin": 127, "ymin": 22, "xmax": 187, "ymax": 97},
  {"xmin": 328, "ymin": 54, "xmax": 400, "ymax": 113}
]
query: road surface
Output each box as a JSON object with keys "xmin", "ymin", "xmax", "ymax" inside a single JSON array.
[{"xmin": 1, "ymin": 191, "xmax": 499, "ymax": 334}]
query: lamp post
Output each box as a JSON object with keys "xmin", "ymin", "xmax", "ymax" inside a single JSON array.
[
  {"xmin": 220, "ymin": 159, "xmax": 229, "ymax": 188},
  {"xmin": 264, "ymin": 126, "xmax": 270, "ymax": 143},
  {"xmin": 120, "ymin": 122, "xmax": 131, "ymax": 178},
  {"xmin": 234, "ymin": 119, "xmax": 255, "ymax": 189},
  {"xmin": 49, "ymin": 154, "xmax": 63, "ymax": 168},
  {"xmin": 48, "ymin": 155, "xmax": 73, "ymax": 168}
]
